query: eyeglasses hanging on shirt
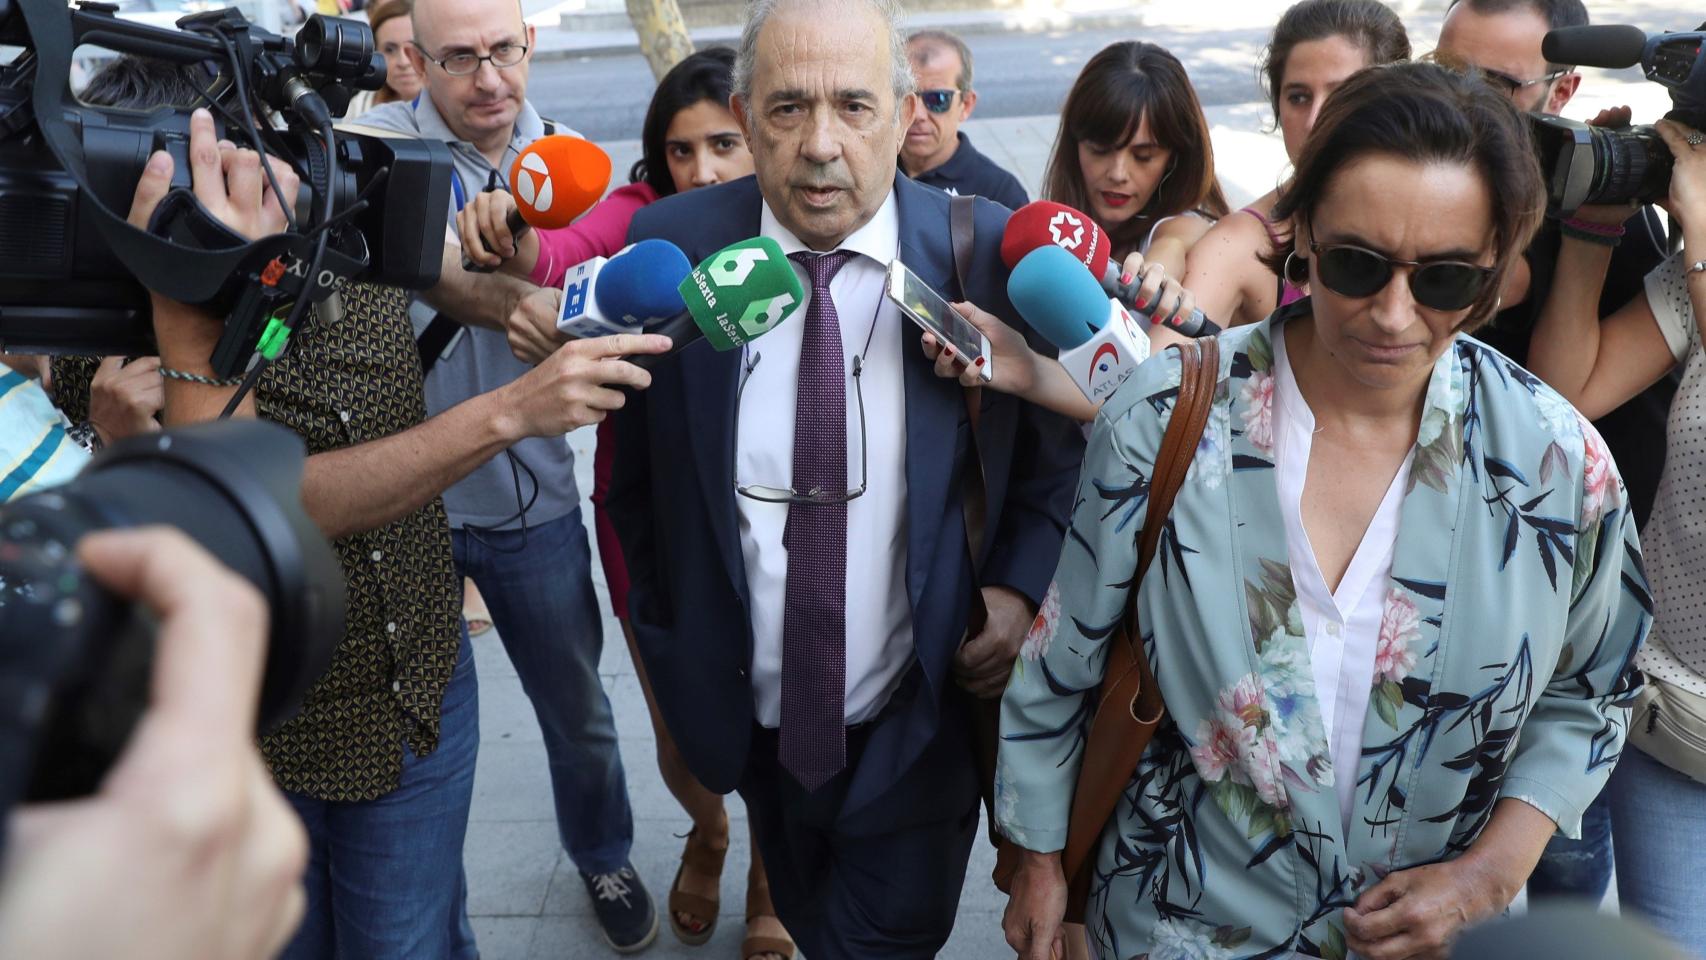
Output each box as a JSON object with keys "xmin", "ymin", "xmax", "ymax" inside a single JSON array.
[{"xmin": 732, "ymin": 273, "xmax": 884, "ymax": 507}]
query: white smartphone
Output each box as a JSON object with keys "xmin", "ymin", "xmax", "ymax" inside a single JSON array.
[{"xmin": 885, "ymin": 259, "xmax": 994, "ymax": 383}]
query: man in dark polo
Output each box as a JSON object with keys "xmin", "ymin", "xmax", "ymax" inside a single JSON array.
[{"xmin": 900, "ymin": 29, "xmax": 1029, "ymax": 211}]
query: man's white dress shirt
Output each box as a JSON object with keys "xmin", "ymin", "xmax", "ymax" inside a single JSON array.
[{"xmin": 738, "ymin": 192, "xmax": 915, "ymax": 727}]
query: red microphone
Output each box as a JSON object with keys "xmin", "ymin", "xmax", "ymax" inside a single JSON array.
[
  {"xmin": 1000, "ymin": 200, "xmax": 1114, "ymax": 279},
  {"xmin": 999, "ymin": 200, "xmax": 1217, "ymax": 337},
  {"xmin": 463, "ymin": 135, "xmax": 613, "ymax": 272}
]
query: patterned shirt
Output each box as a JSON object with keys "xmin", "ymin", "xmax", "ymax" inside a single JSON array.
[
  {"xmin": 0, "ymin": 369, "xmax": 88, "ymax": 501},
  {"xmin": 54, "ymin": 284, "xmax": 462, "ymax": 801}
]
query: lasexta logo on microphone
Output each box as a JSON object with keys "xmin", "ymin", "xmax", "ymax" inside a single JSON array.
[{"xmin": 678, "ymin": 237, "xmax": 806, "ymax": 351}]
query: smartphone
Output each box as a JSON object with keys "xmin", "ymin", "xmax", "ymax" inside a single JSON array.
[{"xmin": 885, "ymin": 259, "xmax": 994, "ymax": 383}]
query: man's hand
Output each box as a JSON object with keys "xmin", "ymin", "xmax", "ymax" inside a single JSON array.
[
  {"xmin": 1343, "ymin": 858, "xmax": 1508, "ymax": 960},
  {"xmin": 87, "ymin": 357, "xmax": 164, "ymax": 445},
  {"xmin": 0, "ymin": 528, "xmax": 307, "ymax": 960},
  {"xmin": 492, "ymin": 333, "xmax": 673, "ymax": 438},
  {"xmin": 1002, "ymin": 849, "xmax": 1068, "ymax": 960},
  {"xmin": 505, "ymin": 285, "xmax": 570, "ymax": 365},
  {"xmin": 129, "ymin": 108, "xmax": 300, "ymax": 242},
  {"xmin": 128, "ymin": 108, "xmax": 302, "ymax": 380},
  {"xmin": 456, "ymin": 190, "xmax": 540, "ymax": 276},
  {"xmin": 954, "ymin": 585, "xmax": 1036, "ymax": 699}
]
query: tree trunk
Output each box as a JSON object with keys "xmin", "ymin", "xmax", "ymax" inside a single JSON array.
[{"xmin": 625, "ymin": 0, "xmax": 695, "ymax": 81}]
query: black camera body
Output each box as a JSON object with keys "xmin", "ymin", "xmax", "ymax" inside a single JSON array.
[
  {"xmin": 0, "ymin": 0, "xmax": 453, "ymax": 370},
  {"xmin": 1534, "ymin": 22, "xmax": 1706, "ymax": 215}
]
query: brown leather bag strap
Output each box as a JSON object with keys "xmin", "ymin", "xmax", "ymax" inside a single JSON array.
[{"xmin": 1058, "ymin": 335, "xmax": 1220, "ymax": 905}]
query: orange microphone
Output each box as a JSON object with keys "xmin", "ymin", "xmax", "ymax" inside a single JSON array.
[
  {"xmin": 462, "ymin": 134, "xmax": 613, "ymax": 272},
  {"xmin": 508, "ymin": 134, "xmax": 612, "ymax": 229}
]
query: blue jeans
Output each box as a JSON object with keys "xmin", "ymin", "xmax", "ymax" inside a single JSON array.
[
  {"xmin": 453, "ymin": 507, "xmax": 634, "ymax": 874},
  {"xmin": 1610, "ymin": 743, "xmax": 1706, "ymax": 956},
  {"xmin": 283, "ymin": 631, "xmax": 479, "ymax": 960},
  {"xmin": 1527, "ymin": 792, "xmax": 1614, "ymax": 904}
]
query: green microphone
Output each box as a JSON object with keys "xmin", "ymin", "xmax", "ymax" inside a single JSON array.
[{"xmin": 637, "ymin": 237, "xmax": 806, "ymax": 368}]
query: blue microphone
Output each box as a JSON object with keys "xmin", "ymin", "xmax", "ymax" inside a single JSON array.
[
  {"xmin": 1009, "ymin": 245, "xmax": 1156, "ymax": 405},
  {"xmin": 557, "ymin": 239, "xmax": 692, "ymax": 338}
]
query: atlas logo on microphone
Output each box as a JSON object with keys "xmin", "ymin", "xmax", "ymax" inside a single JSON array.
[{"xmin": 1089, "ymin": 342, "xmax": 1120, "ymax": 387}]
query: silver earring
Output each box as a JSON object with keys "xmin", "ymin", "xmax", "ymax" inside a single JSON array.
[{"xmin": 1283, "ymin": 251, "xmax": 1308, "ymax": 285}]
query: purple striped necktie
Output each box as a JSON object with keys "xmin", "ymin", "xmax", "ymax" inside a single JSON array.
[{"xmin": 779, "ymin": 249, "xmax": 854, "ymax": 792}]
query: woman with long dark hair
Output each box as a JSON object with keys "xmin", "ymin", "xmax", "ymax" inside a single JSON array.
[
  {"xmin": 456, "ymin": 48, "xmax": 792, "ymax": 960},
  {"xmin": 1043, "ymin": 41, "xmax": 1229, "ymax": 282}
]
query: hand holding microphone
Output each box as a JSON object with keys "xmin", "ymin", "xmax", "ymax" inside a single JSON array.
[
  {"xmin": 459, "ymin": 135, "xmax": 613, "ymax": 274},
  {"xmin": 458, "ymin": 190, "xmax": 534, "ymax": 275}
]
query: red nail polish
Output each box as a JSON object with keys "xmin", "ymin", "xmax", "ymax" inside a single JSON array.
[
  {"xmin": 1120, "ymin": 272, "xmax": 1134, "ymax": 286},
  {"xmin": 974, "ymin": 357, "xmax": 986, "ymax": 367},
  {"xmin": 1135, "ymin": 297, "xmax": 1148, "ymax": 310}
]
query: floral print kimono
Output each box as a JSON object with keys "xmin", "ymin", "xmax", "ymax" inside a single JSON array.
[{"xmin": 997, "ymin": 305, "xmax": 1651, "ymax": 960}]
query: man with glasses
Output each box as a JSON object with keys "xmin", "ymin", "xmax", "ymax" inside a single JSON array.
[
  {"xmin": 900, "ymin": 30, "xmax": 1029, "ymax": 210},
  {"xmin": 358, "ymin": 0, "xmax": 659, "ymax": 952},
  {"xmin": 611, "ymin": 0, "xmax": 1081, "ymax": 953},
  {"xmin": 1436, "ymin": 0, "xmax": 1673, "ymax": 912}
]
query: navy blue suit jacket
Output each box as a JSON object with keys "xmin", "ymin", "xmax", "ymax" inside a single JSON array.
[{"xmin": 609, "ymin": 173, "xmax": 1083, "ymax": 829}]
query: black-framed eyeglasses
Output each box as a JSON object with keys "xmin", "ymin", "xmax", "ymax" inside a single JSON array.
[
  {"xmin": 918, "ymin": 89, "xmax": 960, "ymax": 114},
  {"xmin": 1308, "ymin": 241, "xmax": 1495, "ymax": 312},
  {"xmin": 411, "ymin": 40, "xmax": 530, "ymax": 77},
  {"xmin": 733, "ymin": 352, "xmax": 869, "ymax": 506}
]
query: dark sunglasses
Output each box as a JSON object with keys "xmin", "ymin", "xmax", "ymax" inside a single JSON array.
[
  {"xmin": 1309, "ymin": 241, "xmax": 1495, "ymax": 312},
  {"xmin": 918, "ymin": 89, "xmax": 960, "ymax": 114}
]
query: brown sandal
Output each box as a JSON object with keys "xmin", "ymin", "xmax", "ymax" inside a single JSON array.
[
  {"xmin": 667, "ymin": 824, "xmax": 728, "ymax": 946},
  {"xmin": 742, "ymin": 877, "xmax": 796, "ymax": 960}
]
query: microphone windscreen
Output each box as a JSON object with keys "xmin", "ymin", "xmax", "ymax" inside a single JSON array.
[
  {"xmin": 508, "ymin": 135, "xmax": 613, "ymax": 230},
  {"xmin": 595, "ymin": 240, "xmax": 693, "ymax": 322},
  {"xmin": 1000, "ymin": 200, "xmax": 1112, "ymax": 278},
  {"xmin": 1541, "ymin": 25, "xmax": 1649, "ymax": 69},
  {"xmin": 1009, "ymin": 245, "xmax": 1114, "ymax": 351},
  {"xmin": 677, "ymin": 237, "xmax": 806, "ymax": 351}
]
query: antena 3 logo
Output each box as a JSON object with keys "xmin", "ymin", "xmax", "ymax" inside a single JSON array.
[{"xmin": 515, "ymin": 152, "xmax": 554, "ymax": 213}]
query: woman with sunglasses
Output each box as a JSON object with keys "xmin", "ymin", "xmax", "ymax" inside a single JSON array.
[
  {"xmin": 457, "ymin": 49, "xmax": 794, "ymax": 960},
  {"xmin": 1183, "ymin": 0, "xmax": 1409, "ymax": 329},
  {"xmin": 999, "ymin": 62, "xmax": 1649, "ymax": 960},
  {"xmin": 1524, "ymin": 116, "xmax": 1706, "ymax": 957}
]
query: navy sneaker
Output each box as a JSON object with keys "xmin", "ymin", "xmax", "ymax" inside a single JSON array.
[{"xmin": 580, "ymin": 864, "xmax": 659, "ymax": 954}]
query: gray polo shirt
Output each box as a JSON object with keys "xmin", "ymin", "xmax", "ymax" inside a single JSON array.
[{"xmin": 358, "ymin": 95, "xmax": 580, "ymax": 531}]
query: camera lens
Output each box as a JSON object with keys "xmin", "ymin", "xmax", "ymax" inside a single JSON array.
[
  {"xmin": 1586, "ymin": 124, "xmax": 1674, "ymax": 207},
  {"xmin": 295, "ymin": 14, "xmax": 378, "ymax": 85},
  {"xmin": 0, "ymin": 421, "xmax": 345, "ymax": 805}
]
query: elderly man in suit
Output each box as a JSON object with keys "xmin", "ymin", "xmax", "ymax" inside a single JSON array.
[{"xmin": 609, "ymin": 0, "xmax": 1084, "ymax": 955}]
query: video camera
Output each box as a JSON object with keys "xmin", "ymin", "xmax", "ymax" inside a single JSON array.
[
  {"xmin": 0, "ymin": 420, "xmax": 345, "ymax": 823},
  {"xmin": 1532, "ymin": 22, "xmax": 1706, "ymax": 215},
  {"xmin": 0, "ymin": 0, "xmax": 453, "ymax": 376}
]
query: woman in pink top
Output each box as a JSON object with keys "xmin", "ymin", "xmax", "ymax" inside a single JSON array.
[
  {"xmin": 1183, "ymin": 0, "xmax": 1410, "ymax": 328},
  {"xmin": 457, "ymin": 48, "xmax": 791, "ymax": 960}
]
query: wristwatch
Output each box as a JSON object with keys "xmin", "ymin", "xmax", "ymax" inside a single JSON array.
[{"xmin": 65, "ymin": 421, "xmax": 103, "ymax": 454}]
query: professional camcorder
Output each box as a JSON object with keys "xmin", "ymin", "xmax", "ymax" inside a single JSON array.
[
  {"xmin": 0, "ymin": 0, "xmax": 453, "ymax": 375},
  {"xmin": 1532, "ymin": 22, "xmax": 1706, "ymax": 215},
  {"xmin": 0, "ymin": 420, "xmax": 345, "ymax": 822}
]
